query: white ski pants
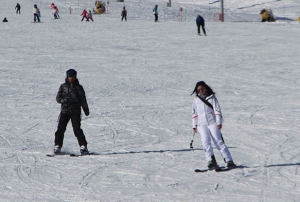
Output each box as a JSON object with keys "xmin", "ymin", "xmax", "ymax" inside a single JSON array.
[{"xmin": 197, "ymin": 123, "xmax": 233, "ymax": 162}]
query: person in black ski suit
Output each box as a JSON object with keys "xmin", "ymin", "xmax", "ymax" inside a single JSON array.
[
  {"xmin": 15, "ymin": 3, "xmax": 21, "ymax": 14},
  {"xmin": 121, "ymin": 7, "xmax": 127, "ymax": 21},
  {"xmin": 54, "ymin": 69, "xmax": 90, "ymax": 154},
  {"xmin": 196, "ymin": 14, "xmax": 206, "ymax": 36}
]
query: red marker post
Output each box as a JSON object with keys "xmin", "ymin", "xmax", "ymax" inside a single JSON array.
[{"xmin": 179, "ymin": 7, "xmax": 183, "ymax": 22}]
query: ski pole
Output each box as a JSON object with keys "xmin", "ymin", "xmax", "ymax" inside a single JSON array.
[
  {"xmin": 46, "ymin": 113, "xmax": 61, "ymax": 155},
  {"xmin": 190, "ymin": 132, "xmax": 196, "ymax": 151},
  {"xmin": 220, "ymin": 131, "xmax": 225, "ymax": 143},
  {"xmin": 219, "ymin": 131, "xmax": 227, "ymax": 163}
]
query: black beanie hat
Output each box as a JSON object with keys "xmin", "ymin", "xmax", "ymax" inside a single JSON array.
[{"xmin": 66, "ymin": 69, "xmax": 77, "ymax": 77}]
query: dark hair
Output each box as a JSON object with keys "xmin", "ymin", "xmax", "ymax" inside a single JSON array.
[{"xmin": 190, "ymin": 81, "xmax": 215, "ymax": 96}]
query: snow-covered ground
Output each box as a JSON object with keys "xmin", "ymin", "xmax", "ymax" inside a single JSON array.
[{"xmin": 1, "ymin": 0, "xmax": 300, "ymax": 201}]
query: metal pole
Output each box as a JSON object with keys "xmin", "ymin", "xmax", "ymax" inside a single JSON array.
[
  {"xmin": 220, "ymin": 0, "xmax": 224, "ymax": 22},
  {"xmin": 209, "ymin": 4, "xmax": 210, "ymax": 22}
]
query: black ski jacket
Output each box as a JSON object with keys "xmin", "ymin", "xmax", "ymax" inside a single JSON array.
[{"xmin": 56, "ymin": 79, "xmax": 89, "ymax": 116}]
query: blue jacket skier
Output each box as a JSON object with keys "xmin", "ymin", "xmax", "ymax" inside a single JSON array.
[{"xmin": 196, "ymin": 15, "xmax": 206, "ymax": 36}]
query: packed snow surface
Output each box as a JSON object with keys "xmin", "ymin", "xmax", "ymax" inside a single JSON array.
[{"xmin": 0, "ymin": 0, "xmax": 300, "ymax": 201}]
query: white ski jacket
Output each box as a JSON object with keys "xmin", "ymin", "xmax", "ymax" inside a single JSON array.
[{"xmin": 192, "ymin": 94, "xmax": 222, "ymax": 128}]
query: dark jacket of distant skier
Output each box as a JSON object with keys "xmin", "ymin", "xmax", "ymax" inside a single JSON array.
[
  {"xmin": 196, "ymin": 15, "xmax": 204, "ymax": 25},
  {"xmin": 56, "ymin": 78, "xmax": 89, "ymax": 116}
]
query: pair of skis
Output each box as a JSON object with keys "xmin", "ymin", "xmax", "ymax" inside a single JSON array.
[
  {"xmin": 46, "ymin": 152, "xmax": 94, "ymax": 157},
  {"xmin": 195, "ymin": 165, "xmax": 243, "ymax": 173}
]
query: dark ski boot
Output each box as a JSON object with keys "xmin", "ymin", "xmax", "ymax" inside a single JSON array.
[
  {"xmin": 207, "ymin": 155, "xmax": 219, "ymax": 170},
  {"xmin": 226, "ymin": 161, "xmax": 236, "ymax": 168},
  {"xmin": 54, "ymin": 145, "xmax": 61, "ymax": 154},
  {"xmin": 80, "ymin": 145, "xmax": 89, "ymax": 155}
]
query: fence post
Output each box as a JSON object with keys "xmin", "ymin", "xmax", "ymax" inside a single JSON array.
[
  {"xmin": 180, "ymin": 7, "xmax": 183, "ymax": 22},
  {"xmin": 220, "ymin": 0, "xmax": 224, "ymax": 22}
]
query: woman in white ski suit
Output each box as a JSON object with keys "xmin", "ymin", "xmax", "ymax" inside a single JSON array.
[{"xmin": 191, "ymin": 81, "xmax": 235, "ymax": 168}]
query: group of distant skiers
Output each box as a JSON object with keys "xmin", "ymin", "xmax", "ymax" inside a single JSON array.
[
  {"xmin": 3, "ymin": 2, "xmax": 277, "ymax": 28},
  {"xmin": 81, "ymin": 9, "xmax": 94, "ymax": 22}
]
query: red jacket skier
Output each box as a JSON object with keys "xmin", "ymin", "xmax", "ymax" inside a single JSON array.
[{"xmin": 81, "ymin": 9, "xmax": 89, "ymax": 21}]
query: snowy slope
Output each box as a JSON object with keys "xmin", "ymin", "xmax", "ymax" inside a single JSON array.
[{"xmin": 1, "ymin": 0, "xmax": 300, "ymax": 201}]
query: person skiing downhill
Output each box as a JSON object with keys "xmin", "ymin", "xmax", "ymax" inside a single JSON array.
[
  {"xmin": 121, "ymin": 7, "xmax": 127, "ymax": 21},
  {"xmin": 87, "ymin": 10, "xmax": 94, "ymax": 22},
  {"xmin": 81, "ymin": 9, "xmax": 89, "ymax": 22},
  {"xmin": 54, "ymin": 6, "xmax": 60, "ymax": 19},
  {"xmin": 52, "ymin": 6, "xmax": 60, "ymax": 19},
  {"xmin": 260, "ymin": 7, "xmax": 269, "ymax": 22},
  {"xmin": 153, "ymin": 5, "xmax": 158, "ymax": 22},
  {"xmin": 54, "ymin": 69, "xmax": 90, "ymax": 155},
  {"xmin": 196, "ymin": 15, "xmax": 206, "ymax": 36},
  {"xmin": 33, "ymin": 4, "xmax": 40, "ymax": 22},
  {"xmin": 15, "ymin": 3, "xmax": 21, "ymax": 15},
  {"xmin": 191, "ymin": 81, "xmax": 235, "ymax": 170}
]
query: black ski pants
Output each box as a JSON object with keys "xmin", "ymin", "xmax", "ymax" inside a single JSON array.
[
  {"xmin": 34, "ymin": 14, "xmax": 40, "ymax": 22},
  {"xmin": 81, "ymin": 16, "xmax": 89, "ymax": 21},
  {"xmin": 121, "ymin": 15, "xmax": 127, "ymax": 21},
  {"xmin": 197, "ymin": 22, "xmax": 206, "ymax": 35},
  {"xmin": 154, "ymin": 14, "xmax": 158, "ymax": 22},
  {"xmin": 55, "ymin": 113, "xmax": 87, "ymax": 147},
  {"xmin": 16, "ymin": 9, "xmax": 21, "ymax": 14}
]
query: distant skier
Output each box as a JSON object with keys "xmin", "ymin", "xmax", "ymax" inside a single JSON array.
[
  {"xmin": 54, "ymin": 69, "xmax": 90, "ymax": 155},
  {"xmin": 268, "ymin": 9, "xmax": 275, "ymax": 22},
  {"xmin": 15, "ymin": 3, "xmax": 21, "ymax": 15},
  {"xmin": 121, "ymin": 7, "xmax": 127, "ymax": 21},
  {"xmin": 87, "ymin": 10, "xmax": 94, "ymax": 22},
  {"xmin": 191, "ymin": 81, "xmax": 235, "ymax": 170},
  {"xmin": 52, "ymin": 6, "xmax": 60, "ymax": 19},
  {"xmin": 196, "ymin": 15, "xmax": 206, "ymax": 36},
  {"xmin": 81, "ymin": 9, "xmax": 89, "ymax": 22},
  {"xmin": 33, "ymin": 4, "xmax": 41, "ymax": 22},
  {"xmin": 260, "ymin": 7, "xmax": 269, "ymax": 22},
  {"xmin": 153, "ymin": 5, "xmax": 158, "ymax": 22},
  {"xmin": 3, "ymin": 17, "xmax": 8, "ymax": 22}
]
